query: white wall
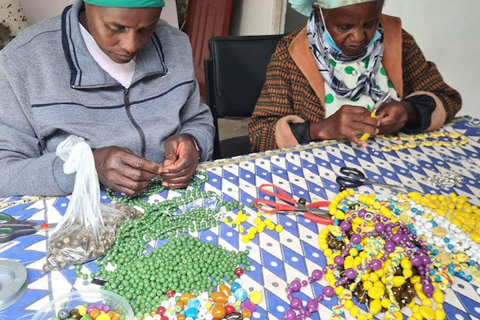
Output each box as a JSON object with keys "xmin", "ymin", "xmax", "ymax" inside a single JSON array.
[
  {"xmin": 230, "ymin": 0, "xmax": 284, "ymax": 36},
  {"xmin": 20, "ymin": 0, "xmax": 179, "ymax": 28},
  {"xmin": 382, "ymin": 0, "xmax": 479, "ymax": 118}
]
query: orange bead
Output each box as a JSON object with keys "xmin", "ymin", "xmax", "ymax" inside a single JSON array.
[
  {"xmin": 242, "ymin": 309, "xmax": 252, "ymax": 319},
  {"xmin": 212, "ymin": 304, "xmax": 226, "ymax": 319},
  {"xmin": 89, "ymin": 309, "xmax": 100, "ymax": 320},
  {"xmin": 211, "ymin": 292, "xmax": 228, "ymax": 304},
  {"xmin": 107, "ymin": 311, "xmax": 121, "ymax": 320},
  {"xmin": 180, "ymin": 293, "xmax": 195, "ymax": 305},
  {"xmin": 177, "ymin": 314, "xmax": 186, "ymax": 320},
  {"xmin": 218, "ymin": 284, "xmax": 232, "ymax": 297}
]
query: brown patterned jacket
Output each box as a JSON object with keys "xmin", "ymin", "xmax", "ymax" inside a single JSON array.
[{"xmin": 248, "ymin": 15, "xmax": 462, "ymax": 152}]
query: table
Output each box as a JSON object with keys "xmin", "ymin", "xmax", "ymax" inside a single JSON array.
[{"xmin": 2, "ymin": 117, "xmax": 480, "ymax": 320}]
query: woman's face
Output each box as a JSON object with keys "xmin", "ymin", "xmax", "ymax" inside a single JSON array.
[{"xmin": 316, "ymin": 1, "xmax": 384, "ymax": 56}]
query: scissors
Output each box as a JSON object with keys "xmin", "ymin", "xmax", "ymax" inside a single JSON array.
[
  {"xmin": 360, "ymin": 91, "xmax": 392, "ymax": 141},
  {"xmin": 336, "ymin": 167, "xmax": 407, "ymax": 191},
  {"xmin": 0, "ymin": 213, "xmax": 56, "ymax": 243},
  {"xmin": 254, "ymin": 184, "xmax": 333, "ymax": 225}
]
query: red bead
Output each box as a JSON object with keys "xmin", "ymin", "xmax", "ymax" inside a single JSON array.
[
  {"xmin": 235, "ymin": 267, "xmax": 244, "ymax": 276},
  {"xmin": 157, "ymin": 306, "xmax": 166, "ymax": 315},
  {"xmin": 161, "ymin": 316, "xmax": 168, "ymax": 320},
  {"xmin": 166, "ymin": 290, "xmax": 175, "ymax": 298},
  {"xmin": 40, "ymin": 223, "xmax": 49, "ymax": 229},
  {"xmin": 225, "ymin": 305, "xmax": 236, "ymax": 314}
]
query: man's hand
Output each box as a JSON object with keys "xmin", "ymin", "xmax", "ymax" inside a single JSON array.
[
  {"xmin": 310, "ymin": 105, "xmax": 380, "ymax": 147},
  {"xmin": 93, "ymin": 146, "xmax": 162, "ymax": 196},
  {"xmin": 376, "ymin": 100, "xmax": 417, "ymax": 135},
  {"xmin": 159, "ymin": 134, "xmax": 200, "ymax": 189}
]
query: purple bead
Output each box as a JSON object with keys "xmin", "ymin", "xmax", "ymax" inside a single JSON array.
[
  {"xmin": 285, "ymin": 309, "xmax": 297, "ymax": 320},
  {"xmin": 291, "ymin": 280, "xmax": 301, "ymax": 292},
  {"xmin": 290, "ymin": 297, "xmax": 303, "ymax": 310},
  {"xmin": 351, "ymin": 234, "xmax": 362, "ymax": 245},
  {"xmin": 302, "ymin": 280, "xmax": 308, "ymax": 286},
  {"xmin": 358, "ymin": 209, "xmax": 367, "ymax": 218},
  {"xmin": 346, "ymin": 244, "xmax": 353, "ymax": 250},
  {"xmin": 340, "ymin": 221, "xmax": 351, "ymax": 231},
  {"xmin": 422, "ymin": 255, "xmax": 431, "ymax": 265},
  {"xmin": 287, "ymin": 288, "xmax": 293, "ymax": 294},
  {"xmin": 334, "ymin": 256, "xmax": 344, "ymax": 266},
  {"xmin": 392, "ymin": 234, "xmax": 402, "ymax": 244},
  {"xmin": 287, "ymin": 294, "xmax": 293, "ymax": 300},
  {"xmin": 317, "ymin": 294, "xmax": 324, "ymax": 301},
  {"xmin": 324, "ymin": 286, "xmax": 334, "ymax": 297},
  {"xmin": 345, "ymin": 268, "xmax": 357, "ymax": 280},
  {"xmin": 242, "ymin": 301, "xmax": 257, "ymax": 312},
  {"xmin": 380, "ymin": 256, "xmax": 387, "ymax": 262},
  {"xmin": 423, "ymin": 283, "xmax": 435, "ymax": 295},
  {"xmin": 411, "ymin": 256, "xmax": 422, "ymax": 267},
  {"xmin": 308, "ymin": 277, "xmax": 314, "ymax": 283},
  {"xmin": 103, "ymin": 306, "xmax": 110, "ymax": 313},
  {"xmin": 341, "ymin": 278, "xmax": 348, "ymax": 284},
  {"xmin": 370, "ymin": 259, "xmax": 382, "ymax": 271},
  {"xmin": 312, "ymin": 269, "xmax": 323, "ymax": 281},
  {"xmin": 306, "ymin": 299, "xmax": 319, "ymax": 312},
  {"xmin": 384, "ymin": 240, "xmax": 395, "ymax": 252},
  {"xmin": 87, "ymin": 305, "xmax": 95, "ymax": 314}
]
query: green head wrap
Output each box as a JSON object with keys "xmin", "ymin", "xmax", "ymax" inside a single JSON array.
[
  {"xmin": 84, "ymin": 0, "xmax": 165, "ymax": 8},
  {"xmin": 289, "ymin": 0, "xmax": 380, "ymax": 16}
]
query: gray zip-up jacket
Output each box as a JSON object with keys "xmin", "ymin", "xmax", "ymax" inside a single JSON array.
[{"xmin": 0, "ymin": 0, "xmax": 214, "ymax": 197}]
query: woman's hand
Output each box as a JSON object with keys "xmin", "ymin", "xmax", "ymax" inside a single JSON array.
[
  {"xmin": 93, "ymin": 146, "xmax": 162, "ymax": 196},
  {"xmin": 376, "ymin": 100, "xmax": 417, "ymax": 135},
  {"xmin": 158, "ymin": 134, "xmax": 200, "ymax": 189},
  {"xmin": 310, "ymin": 105, "xmax": 380, "ymax": 147}
]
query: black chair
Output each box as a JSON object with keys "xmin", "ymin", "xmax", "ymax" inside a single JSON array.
[{"xmin": 204, "ymin": 34, "xmax": 284, "ymax": 159}]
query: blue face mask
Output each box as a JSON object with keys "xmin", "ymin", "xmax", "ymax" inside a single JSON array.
[{"xmin": 323, "ymin": 29, "xmax": 381, "ymax": 54}]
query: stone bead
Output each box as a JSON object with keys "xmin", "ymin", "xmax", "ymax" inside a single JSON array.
[{"xmin": 58, "ymin": 309, "xmax": 70, "ymax": 320}]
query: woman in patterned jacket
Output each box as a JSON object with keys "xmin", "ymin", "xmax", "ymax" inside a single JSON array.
[{"xmin": 248, "ymin": 0, "xmax": 461, "ymax": 152}]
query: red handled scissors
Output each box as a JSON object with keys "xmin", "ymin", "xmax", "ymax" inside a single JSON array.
[{"xmin": 254, "ymin": 184, "xmax": 333, "ymax": 225}]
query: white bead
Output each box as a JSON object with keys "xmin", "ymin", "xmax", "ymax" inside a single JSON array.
[
  {"xmin": 161, "ymin": 300, "xmax": 171, "ymax": 308},
  {"xmin": 205, "ymin": 314, "xmax": 214, "ymax": 320},
  {"xmin": 227, "ymin": 295, "xmax": 236, "ymax": 304},
  {"xmin": 153, "ymin": 315, "xmax": 161, "ymax": 320},
  {"xmin": 145, "ymin": 317, "xmax": 153, "ymax": 320}
]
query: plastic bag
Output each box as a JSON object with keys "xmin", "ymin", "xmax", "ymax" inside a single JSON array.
[{"xmin": 43, "ymin": 136, "xmax": 142, "ymax": 272}]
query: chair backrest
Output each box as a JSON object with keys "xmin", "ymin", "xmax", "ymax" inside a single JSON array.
[{"xmin": 204, "ymin": 34, "xmax": 284, "ymax": 119}]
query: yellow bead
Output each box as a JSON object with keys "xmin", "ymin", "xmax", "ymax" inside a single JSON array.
[
  {"xmin": 369, "ymin": 299, "xmax": 382, "ymax": 315},
  {"xmin": 275, "ymin": 225, "xmax": 283, "ymax": 233},
  {"xmin": 411, "ymin": 275, "xmax": 421, "ymax": 284},
  {"xmin": 344, "ymin": 300, "xmax": 354, "ymax": 310},
  {"xmin": 413, "ymin": 313, "xmax": 423, "ymax": 320},
  {"xmin": 403, "ymin": 268, "xmax": 413, "ymax": 278},
  {"xmin": 324, "ymin": 249, "xmax": 333, "ymax": 257},
  {"xmin": 335, "ymin": 210, "xmax": 345, "ymax": 220},
  {"xmin": 422, "ymin": 299, "xmax": 433, "ymax": 307},
  {"xmin": 96, "ymin": 314, "xmax": 111, "ymax": 320},
  {"xmin": 392, "ymin": 276, "xmax": 406, "ymax": 287},
  {"xmin": 381, "ymin": 298, "xmax": 391, "ymax": 309},
  {"xmin": 435, "ymin": 309, "xmax": 446, "ymax": 320},
  {"xmin": 363, "ymin": 280, "xmax": 373, "ymax": 290},
  {"xmin": 433, "ymin": 289, "xmax": 444, "ymax": 304},
  {"xmin": 250, "ymin": 290, "xmax": 262, "ymax": 304},
  {"xmin": 77, "ymin": 306, "xmax": 87, "ymax": 316},
  {"xmin": 394, "ymin": 312, "xmax": 404, "ymax": 320},
  {"xmin": 420, "ymin": 306, "xmax": 436, "ymax": 320},
  {"xmin": 348, "ymin": 188, "xmax": 355, "ymax": 196},
  {"xmin": 368, "ymin": 286, "xmax": 384, "ymax": 300},
  {"xmin": 369, "ymin": 273, "xmax": 379, "ymax": 283},
  {"xmin": 350, "ymin": 306, "xmax": 360, "ymax": 318},
  {"xmin": 358, "ymin": 314, "xmax": 367, "ymax": 320},
  {"xmin": 401, "ymin": 259, "xmax": 412, "ymax": 270},
  {"xmin": 241, "ymin": 235, "xmax": 250, "ymax": 243},
  {"xmin": 334, "ymin": 286, "xmax": 344, "ymax": 295},
  {"xmin": 349, "ymin": 248, "xmax": 359, "ymax": 257}
]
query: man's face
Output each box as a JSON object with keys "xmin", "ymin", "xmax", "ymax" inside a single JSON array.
[{"xmin": 84, "ymin": 4, "xmax": 162, "ymax": 63}]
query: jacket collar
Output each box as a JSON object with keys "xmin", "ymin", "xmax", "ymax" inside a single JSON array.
[{"xmin": 61, "ymin": 0, "xmax": 168, "ymax": 89}]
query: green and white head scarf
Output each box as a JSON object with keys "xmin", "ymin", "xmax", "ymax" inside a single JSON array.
[
  {"xmin": 83, "ymin": 0, "xmax": 165, "ymax": 8},
  {"xmin": 289, "ymin": 0, "xmax": 380, "ymax": 16}
]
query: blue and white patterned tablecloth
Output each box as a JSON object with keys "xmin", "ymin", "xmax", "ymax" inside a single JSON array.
[{"xmin": 1, "ymin": 117, "xmax": 480, "ymax": 320}]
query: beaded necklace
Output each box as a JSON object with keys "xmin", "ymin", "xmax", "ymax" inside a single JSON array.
[
  {"xmin": 379, "ymin": 131, "xmax": 467, "ymax": 152},
  {"xmin": 309, "ymin": 190, "xmax": 447, "ymax": 320}
]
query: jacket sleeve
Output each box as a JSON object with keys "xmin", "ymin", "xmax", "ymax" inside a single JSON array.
[
  {"xmin": 248, "ymin": 43, "xmax": 299, "ymax": 153},
  {"xmin": 178, "ymin": 79, "xmax": 215, "ymax": 161},
  {"xmin": 402, "ymin": 29, "xmax": 462, "ymax": 131},
  {"xmin": 0, "ymin": 62, "xmax": 75, "ymax": 197}
]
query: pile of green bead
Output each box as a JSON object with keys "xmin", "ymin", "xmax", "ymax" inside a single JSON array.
[
  {"xmin": 102, "ymin": 235, "xmax": 249, "ymax": 314},
  {"xmin": 75, "ymin": 171, "xmax": 249, "ymax": 315}
]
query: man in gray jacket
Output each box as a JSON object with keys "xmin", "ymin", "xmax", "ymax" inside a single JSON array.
[{"xmin": 0, "ymin": 0, "xmax": 214, "ymax": 197}]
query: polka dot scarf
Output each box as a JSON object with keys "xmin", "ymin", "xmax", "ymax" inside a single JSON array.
[{"xmin": 306, "ymin": 11, "xmax": 386, "ymax": 103}]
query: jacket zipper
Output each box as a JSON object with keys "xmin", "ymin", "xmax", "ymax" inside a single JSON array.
[{"xmin": 124, "ymin": 88, "xmax": 147, "ymax": 158}]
